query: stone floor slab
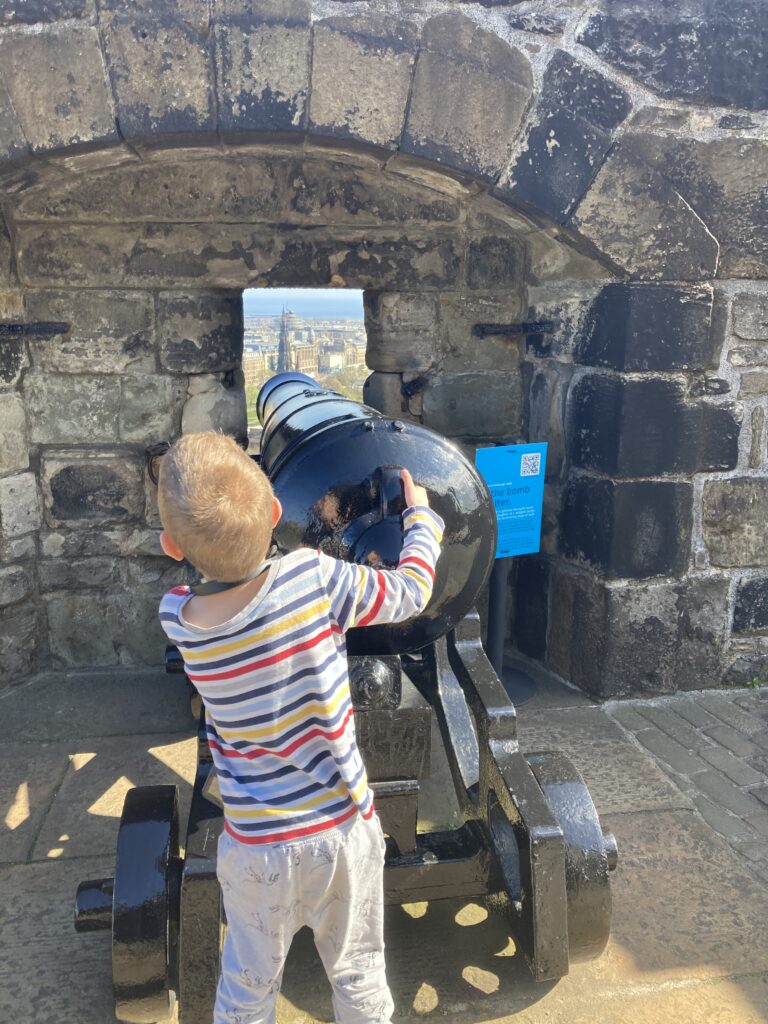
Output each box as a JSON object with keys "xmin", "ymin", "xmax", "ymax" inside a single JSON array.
[
  {"xmin": 0, "ymin": 668, "xmax": 193, "ymax": 741},
  {"xmin": 0, "ymin": 742, "xmax": 72, "ymax": 863},
  {"xmin": 30, "ymin": 732, "xmax": 196, "ymax": 860},
  {"xmin": 0, "ymin": 856, "xmax": 119, "ymax": 1024},
  {"xmin": 517, "ymin": 707, "xmax": 690, "ymax": 814}
]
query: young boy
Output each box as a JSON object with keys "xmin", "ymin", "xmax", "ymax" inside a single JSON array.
[{"xmin": 156, "ymin": 432, "xmax": 444, "ymax": 1024}]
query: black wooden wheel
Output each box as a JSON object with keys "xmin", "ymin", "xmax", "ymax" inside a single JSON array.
[
  {"xmin": 112, "ymin": 785, "xmax": 182, "ymax": 1023},
  {"xmin": 526, "ymin": 750, "xmax": 616, "ymax": 962}
]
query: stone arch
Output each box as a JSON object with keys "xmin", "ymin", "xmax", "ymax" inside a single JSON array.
[{"xmin": 1, "ymin": 1, "xmax": 766, "ymax": 698}]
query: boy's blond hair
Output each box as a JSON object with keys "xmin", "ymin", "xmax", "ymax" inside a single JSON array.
[{"xmin": 158, "ymin": 432, "xmax": 275, "ymax": 581}]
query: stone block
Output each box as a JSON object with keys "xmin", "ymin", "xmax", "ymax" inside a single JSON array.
[
  {"xmin": 25, "ymin": 290, "xmax": 154, "ymax": 374},
  {"xmin": 575, "ymin": 283, "xmax": 719, "ymax": 371},
  {"xmin": 0, "ymin": 77, "xmax": 27, "ymax": 162},
  {"xmin": 38, "ymin": 556, "xmax": 120, "ymax": 592},
  {"xmin": 46, "ymin": 591, "xmax": 167, "ymax": 667},
  {"xmin": 363, "ymin": 292, "xmax": 440, "ymax": 372},
  {"xmin": 181, "ymin": 377, "xmax": 247, "ymax": 437},
  {"xmin": 0, "ymin": 601, "xmax": 37, "ymax": 679},
  {"xmin": 569, "ymin": 374, "xmax": 740, "ymax": 476},
  {"xmin": 16, "ymin": 157, "xmax": 285, "ymax": 223},
  {"xmin": 750, "ymin": 407, "xmax": 764, "ymax": 469},
  {"xmin": 213, "ymin": 4, "xmax": 311, "ymax": 134},
  {"xmin": 421, "ymin": 371, "xmax": 521, "ymax": 439},
  {"xmin": 739, "ymin": 372, "xmax": 768, "ymax": 398},
  {"xmin": 561, "ymin": 476, "xmax": 693, "ymax": 579},
  {"xmin": 0, "ymin": 564, "xmax": 32, "ymax": 608},
  {"xmin": 0, "ymin": 473, "xmax": 42, "ymax": 540},
  {"xmin": 634, "ymin": 728, "xmax": 708, "ymax": 776},
  {"xmin": 101, "ymin": 13, "xmax": 215, "ymax": 137},
  {"xmin": 508, "ymin": 51, "xmax": 630, "ymax": 221},
  {"xmin": 733, "ymin": 577, "xmax": 768, "ymax": 634},
  {"xmin": 466, "ymin": 236, "xmax": 524, "ymax": 290},
  {"xmin": 403, "ymin": 12, "xmax": 533, "ymax": 180},
  {"xmin": 547, "ymin": 570, "xmax": 729, "ymax": 697},
  {"xmin": 361, "ymin": 372, "xmax": 409, "ymax": 419},
  {"xmin": 285, "ymin": 164, "xmax": 459, "ymax": 226},
  {"xmin": 703, "ymin": 479, "xmax": 768, "ymax": 567},
  {"xmin": 0, "ymin": 534, "xmax": 35, "ymax": 563},
  {"xmin": 0, "ymin": 25, "xmax": 117, "ymax": 152},
  {"xmin": 512, "ymin": 555, "xmax": 548, "ymax": 660},
  {"xmin": 734, "ymin": 293, "xmax": 768, "ymax": 340},
  {"xmin": 695, "ymin": 770, "xmax": 765, "ymax": 818},
  {"xmin": 17, "ymin": 223, "xmax": 462, "ymax": 290},
  {"xmin": 0, "ymin": 394, "xmax": 28, "ymax": 475},
  {"xmin": 310, "ymin": 15, "xmax": 417, "ymax": 149},
  {"xmin": 0, "ymin": 290, "xmax": 23, "ymax": 320},
  {"xmin": 571, "ymin": 139, "xmax": 719, "ymax": 281},
  {"xmin": 41, "ymin": 450, "xmax": 144, "ymax": 528},
  {"xmin": 120, "ymin": 375, "xmax": 184, "ymax": 443},
  {"xmin": 23, "ymin": 373, "xmax": 121, "ymax": 444},
  {"xmin": 40, "ymin": 525, "xmax": 161, "ymax": 559},
  {"xmin": 98, "ymin": 0, "xmax": 210, "ymax": 31},
  {"xmin": 439, "ymin": 292, "xmax": 523, "ymax": 374},
  {"xmin": 157, "ymin": 290, "xmax": 243, "ymax": 373},
  {"xmin": 579, "ymin": 0, "xmax": 768, "ymax": 110},
  {"xmin": 633, "ymin": 134, "xmax": 768, "ymax": 279},
  {"xmin": 526, "ymin": 282, "xmax": 605, "ymax": 361}
]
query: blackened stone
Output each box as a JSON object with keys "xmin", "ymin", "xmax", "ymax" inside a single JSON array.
[
  {"xmin": 513, "ymin": 555, "xmax": 549, "ymax": 660},
  {"xmin": 561, "ymin": 476, "xmax": 692, "ymax": 579},
  {"xmin": 214, "ymin": 3, "xmax": 311, "ymax": 134},
  {"xmin": 578, "ymin": 1, "xmax": 768, "ymax": 111},
  {"xmin": 44, "ymin": 455, "xmax": 144, "ymax": 527},
  {"xmin": 335, "ymin": 237, "xmax": 461, "ymax": 291},
  {"xmin": 571, "ymin": 138, "xmax": 719, "ymax": 281},
  {"xmin": 403, "ymin": 12, "xmax": 532, "ymax": 180},
  {"xmin": 719, "ymin": 114, "xmax": 758, "ymax": 130},
  {"xmin": 0, "ymin": 340, "xmax": 26, "ymax": 386},
  {"xmin": 0, "ymin": 216, "xmax": 10, "ymax": 287},
  {"xmin": 102, "ymin": 14, "xmax": 215, "ymax": 137},
  {"xmin": 630, "ymin": 134, "xmax": 768, "ymax": 279},
  {"xmin": 466, "ymin": 237, "xmax": 524, "ymax": 289},
  {"xmin": 286, "ymin": 164, "xmax": 459, "ymax": 224},
  {"xmin": 734, "ymin": 577, "xmax": 768, "ymax": 634},
  {"xmin": 703, "ymin": 479, "xmax": 768, "ymax": 567},
  {"xmin": 506, "ymin": 12, "xmax": 565, "ymax": 36},
  {"xmin": 575, "ymin": 284, "xmax": 718, "ymax": 371},
  {"xmin": 309, "ymin": 15, "xmax": 418, "ymax": 149},
  {"xmin": 547, "ymin": 569, "xmax": 728, "ymax": 697},
  {"xmin": 522, "ymin": 360, "xmax": 573, "ymax": 482},
  {"xmin": 157, "ymin": 290, "xmax": 243, "ymax": 373},
  {"xmin": 689, "ymin": 376, "xmax": 731, "ymax": 397},
  {"xmin": 569, "ymin": 374, "xmax": 740, "ymax": 476},
  {"xmin": 509, "ymin": 51, "xmax": 630, "ymax": 221}
]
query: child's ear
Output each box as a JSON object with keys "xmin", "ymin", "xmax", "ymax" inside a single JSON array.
[
  {"xmin": 271, "ymin": 495, "xmax": 282, "ymax": 529},
  {"xmin": 160, "ymin": 530, "xmax": 185, "ymax": 562}
]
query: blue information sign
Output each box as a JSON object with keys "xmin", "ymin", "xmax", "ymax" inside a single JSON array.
[{"xmin": 475, "ymin": 443, "xmax": 548, "ymax": 559}]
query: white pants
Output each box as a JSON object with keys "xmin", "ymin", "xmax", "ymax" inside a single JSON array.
[{"xmin": 214, "ymin": 812, "xmax": 394, "ymax": 1024}]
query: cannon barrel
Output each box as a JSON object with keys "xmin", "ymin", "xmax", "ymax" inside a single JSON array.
[{"xmin": 256, "ymin": 372, "xmax": 497, "ymax": 655}]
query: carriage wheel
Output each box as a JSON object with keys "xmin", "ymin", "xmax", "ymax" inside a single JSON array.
[{"xmin": 112, "ymin": 785, "xmax": 182, "ymax": 1023}]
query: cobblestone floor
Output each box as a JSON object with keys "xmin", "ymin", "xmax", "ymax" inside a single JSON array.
[{"xmin": 605, "ymin": 686, "xmax": 768, "ymax": 887}]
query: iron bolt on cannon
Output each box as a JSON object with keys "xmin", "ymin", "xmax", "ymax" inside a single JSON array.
[{"xmin": 75, "ymin": 372, "xmax": 618, "ymax": 1023}]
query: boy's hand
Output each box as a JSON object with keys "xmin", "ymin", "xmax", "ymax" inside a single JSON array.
[{"xmin": 402, "ymin": 468, "xmax": 430, "ymax": 509}]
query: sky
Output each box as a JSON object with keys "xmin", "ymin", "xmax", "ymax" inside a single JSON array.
[{"xmin": 243, "ymin": 288, "xmax": 364, "ymax": 320}]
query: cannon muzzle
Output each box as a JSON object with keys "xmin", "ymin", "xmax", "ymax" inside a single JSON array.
[{"xmin": 256, "ymin": 372, "xmax": 497, "ymax": 655}]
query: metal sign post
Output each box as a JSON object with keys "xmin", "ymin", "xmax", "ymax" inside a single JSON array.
[{"xmin": 476, "ymin": 443, "xmax": 548, "ymax": 704}]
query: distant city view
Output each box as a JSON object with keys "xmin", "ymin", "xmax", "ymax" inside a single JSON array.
[{"xmin": 243, "ymin": 289, "xmax": 368, "ymax": 429}]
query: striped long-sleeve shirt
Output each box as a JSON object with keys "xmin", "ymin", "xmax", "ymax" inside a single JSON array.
[{"xmin": 159, "ymin": 506, "xmax": 444, "ymax": 845}]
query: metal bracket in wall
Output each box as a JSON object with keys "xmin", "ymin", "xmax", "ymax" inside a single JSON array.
[
  {"xmin": 401, "ymin": 376, "xmax": 428, "ymax": 399},
  {"xmin": 0, "ymin": 321, "xmax": 70, "ymax": 337},
  {"xmin": 472, "ymin": 320, "xmax": 558, "ymax": 338}
]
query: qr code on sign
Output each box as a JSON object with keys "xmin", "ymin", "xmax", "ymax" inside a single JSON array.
[{"xmin": 520, "ymin": 452, "xmax": 541, "ymax": 477}]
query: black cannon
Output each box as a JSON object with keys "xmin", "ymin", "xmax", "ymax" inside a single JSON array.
[{"xmin": 74, "ymin": 373, "xmax": 617, "ymax": 1023}]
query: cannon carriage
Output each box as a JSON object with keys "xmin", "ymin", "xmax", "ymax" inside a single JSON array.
[{"xmin": 74, "ymin": 373, "xmax": 617, "ymax": 1024}]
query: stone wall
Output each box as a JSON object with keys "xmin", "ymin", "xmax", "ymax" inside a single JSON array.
[{"xmin": 0, "ymin": 0, "xmax": 766, "ymax": 698}]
